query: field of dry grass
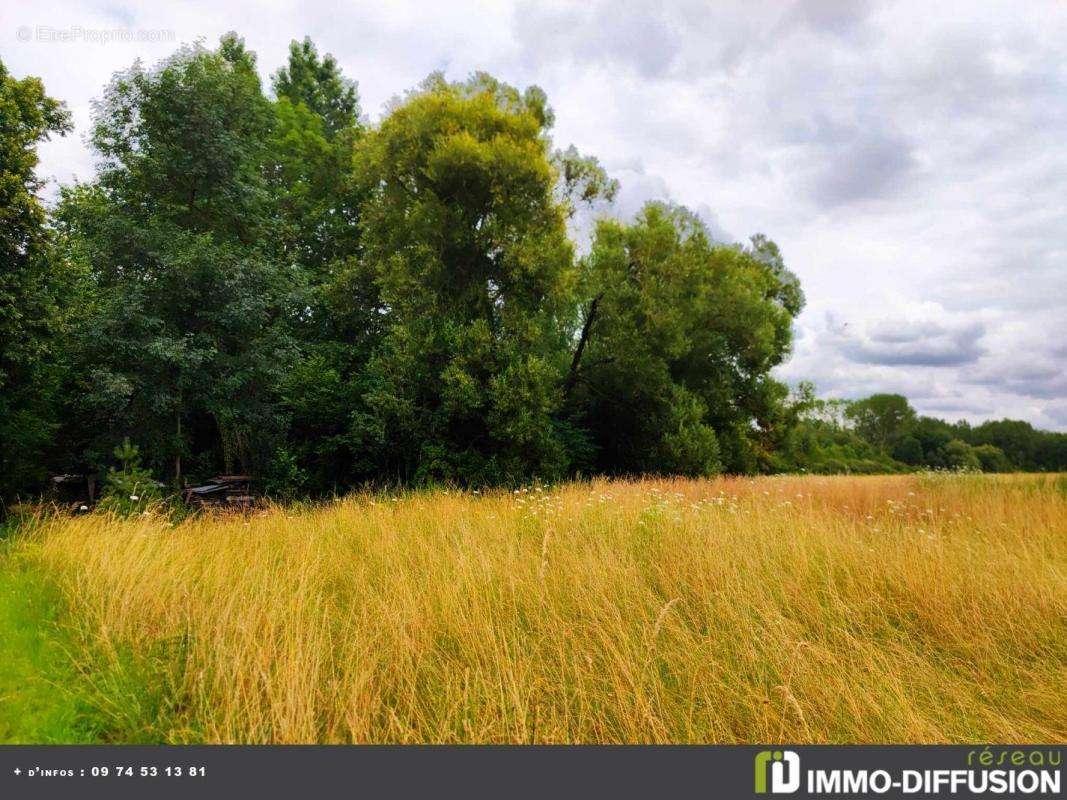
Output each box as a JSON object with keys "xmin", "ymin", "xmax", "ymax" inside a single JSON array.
[{"xmin": 16, "ymin": 473, "xmax": 1067, "ymax": 743}]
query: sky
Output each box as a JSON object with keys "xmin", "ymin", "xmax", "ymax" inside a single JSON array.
[{"xmin": 4, "ymin": 0, "xmax": 1066, "ymax": 429}]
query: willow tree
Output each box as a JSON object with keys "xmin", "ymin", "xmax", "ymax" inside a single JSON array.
[
  {"xmin": 350, "ymin": 73, "xmax": 582, "ymax": 484},
  {"xmin": 568, "ymin": 203, "xmax": 805, "ymax": 475}
]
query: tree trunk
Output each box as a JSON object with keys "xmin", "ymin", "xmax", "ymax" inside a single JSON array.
[
  {"xmin": 174, "ymin": 413, "xmax": 182, "ymax": 486},
  {"xmin": 564, "ymin": 293, "xmax": 603, "ymax": 397}
]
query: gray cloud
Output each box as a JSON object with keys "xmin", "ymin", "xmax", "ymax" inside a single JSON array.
[
  {"xmin": 839, "ymin": 317, "xmax": 986, "ymax": 367},
  {"xmin": 1047, "ymin": 403, "xmax": 1067, "ymax": 427},
  {"xmin": 807, "ymin": 125, "xmax": 918, "ymax": 207},
  {"xmin": 514, "ymin": 1, "xmax": 679, "ymax": 79},
  {"xmin": 920, "ymin": 399, "xmax": 996, "ymax": 416},
  {"xmin": 967, "ymin": 367, "xmax": 1067, "ymax": 401},
  {"xmin": 778, "ymin": 0, "xmax": 877, "ymax": 37}
]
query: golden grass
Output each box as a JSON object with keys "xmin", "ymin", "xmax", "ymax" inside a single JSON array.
[{"xmin": 26, "ymin": 473, "xmax": 1067, "ymax": 743}]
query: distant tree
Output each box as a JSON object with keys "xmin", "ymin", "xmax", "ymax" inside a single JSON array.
[
  {"xmin": 804, "ymin": 397, "xmax": 852, "ymax": 429},
  {"xmin": 892, "ymin": 435, "xmax": 924, "ymax": 465},
  {"xmin": 781, "ymin": 391, "xmax": 904, "ymax": 475},
  {"xmin": 942, "ymin": 439, "xmax": 980, "ymax": 471},
  {"xmin": 0, "ymin": 59, "xmax": 71, "ymax": 500},
  {"xmin": 1033, "ymin": 432, "xmax": 1067, "ymax": 472},
  {"xmin": 969, "ymin": 419, "xmax": 1040, "ymax": 470},
  {"xmin": 910, "ymin": 416, "xmax": 955, "ymax": 468},
  {"xmin": 846, "ymin": 394, "xmax": 916, "ymax": 453},
  {"xmin": 972, "ymin": 443, "xmax": 1011, "ymax": 473}
]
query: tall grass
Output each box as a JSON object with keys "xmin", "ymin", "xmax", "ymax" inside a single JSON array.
[{"xmin": 24, "ymin": 473, "xmax": 1067, "ymax": 743}]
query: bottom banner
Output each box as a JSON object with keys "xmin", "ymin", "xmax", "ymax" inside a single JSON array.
[{"xmin": 0, "ymin": 745, "xmax": 1062, "ymax": 800}]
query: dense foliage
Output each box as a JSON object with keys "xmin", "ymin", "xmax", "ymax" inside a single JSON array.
[
  {"xmin": 0, "ymin": 61, "xmax": 71, "ymax": 499},
  {"xmin": 1, "ymin": 37, "xmax": 1064, "ymax": 503}
]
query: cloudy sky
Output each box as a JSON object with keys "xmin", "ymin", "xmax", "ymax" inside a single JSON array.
[{"xmin": 4, "ymin": 0, "xmax": 1065, "ymax": 429}]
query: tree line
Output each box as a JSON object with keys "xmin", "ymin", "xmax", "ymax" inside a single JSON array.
[
  {"xmin": 2, "ymin": 35, "xmax": 1064, "ymax": 504},
  {"xmin": 788, "ymin": 391, "xmax": 1067, "ymax": 475}
]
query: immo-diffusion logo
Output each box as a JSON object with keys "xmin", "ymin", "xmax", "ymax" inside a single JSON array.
[
  {"xmin": 752, "ymin": 748, "xmax": 1061, "ymax": 796},
  {"xmin": 755, "ymin": 750, "xmax": 801, "ymax": 794}
]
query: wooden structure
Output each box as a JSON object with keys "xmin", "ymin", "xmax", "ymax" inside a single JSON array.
[{"xmin": 182, "ymin": 475, "xmax": 257, "ymax": 509}]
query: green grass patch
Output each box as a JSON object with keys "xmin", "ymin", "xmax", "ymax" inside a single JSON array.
[
  {"xmin": 0, "ymin": 541, "xmax": 97, "ymax": 743},
  {"xmin": 0, "ymin": 536, "xmax": 195, "ymax": 743}
]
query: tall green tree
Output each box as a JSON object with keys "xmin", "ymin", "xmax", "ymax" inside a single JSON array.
[
  {"xmin": 266, "ymin": 41, "xmax": 370, "ymax": 492},
  {"xmin": 269, "ymin": 38, "xmax": 364, "ymax": 275},
  {"xmin": 350, "ymin": 73, "xmax": 580, "ymax": 484},
  {"xmin": 568, "ymin": 203, "xmax": 804, "ymax": 475},
  {"xmin": 0, "ymin": 60, "xmax": 71, "ymax": 500},
  {"xmin": 56, "ymin": 35, "xmax": 297, "ymax": 483}
]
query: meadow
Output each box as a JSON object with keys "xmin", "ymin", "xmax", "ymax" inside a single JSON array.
[{"xmin": 2, "ymin": 473, "xmax": 1064, "ymax": 744}]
